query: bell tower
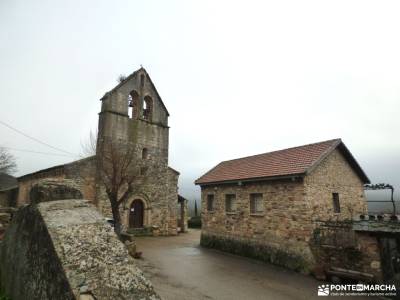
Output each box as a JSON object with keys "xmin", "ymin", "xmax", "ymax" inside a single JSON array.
[
  {"xmin": 97, "ymin": 67, "xmax": 170, "ymax": 165},
  {"xmin": 94, "ymin": 67, "xmax": 180, "ymax": 235}
]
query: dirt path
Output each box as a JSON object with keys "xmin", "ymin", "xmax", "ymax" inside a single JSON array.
[{"xmin": 134, "ymin": 229, "xmax": 374, "ymax": 300}]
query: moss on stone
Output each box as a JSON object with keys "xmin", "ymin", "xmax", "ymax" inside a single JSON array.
[{"xmin": 201, "ymin": 233, "xmax": 311, "ymax": 273}]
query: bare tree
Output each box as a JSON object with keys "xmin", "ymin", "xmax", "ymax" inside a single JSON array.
[
  {"xmin": 80, "ymin": 129, "xmax": 97, "ymax": 157},
  {"xmin": 98, "ymin": 139, "xmax": 137, "ymax": 235},
  {"xmin": 0, "ymin": 147, "xmax": 17, "ymax": 174}
]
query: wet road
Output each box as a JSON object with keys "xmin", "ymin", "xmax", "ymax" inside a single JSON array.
[{"xmin": 135, "ymin": 230, "xmax": 375, "ymax": 300}]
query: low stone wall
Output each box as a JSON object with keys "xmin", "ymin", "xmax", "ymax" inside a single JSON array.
[
  {"xmin": 310, "ymin": 223, "xmax": 384, "ymax": 282},
  {"xmin": 0, "ymin": 207, "xmax": 16, "ymax": 240},
  {"xmin": 0, "ymin": 200, "xmax": 160, "ymax": 300},
  {"xmin": 310, "ymin": 232, "xmax": 383, "ymax": 282},
  {"xmin": 200, "ymin": 232, "xmax": 312, "ymax": 273}
]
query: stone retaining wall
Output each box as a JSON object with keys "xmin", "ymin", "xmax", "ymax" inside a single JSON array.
[
  {"xmin": 0, "ymin": 207, "xmax": 16, "ymax": 240},
  {"xmin": 201, "ymin": 232, "xmax": 311, "ymax": 272}
]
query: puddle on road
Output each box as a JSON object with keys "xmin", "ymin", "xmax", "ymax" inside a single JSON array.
[{"xmin": 172, "ymin": 247, "xmax": 202, "ymax": 256}]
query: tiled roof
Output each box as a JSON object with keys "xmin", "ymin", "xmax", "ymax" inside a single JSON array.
[{"xmin": 195, "ymin": 139, "xmax": 370, "ymax": 185}]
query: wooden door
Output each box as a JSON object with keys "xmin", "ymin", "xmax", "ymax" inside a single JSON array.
[{"xmin": 129, "ymin": 199, "xmax": 144, "ymax": 228}]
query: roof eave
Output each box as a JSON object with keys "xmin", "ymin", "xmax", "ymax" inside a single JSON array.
[
  {"xmin": 304, "ymin": 139, "xmax": 342, "ymax": 176},
  {"xmin": 18, "ymin": 156, "xmax": 96, "ymax": 181},
  {"xmin": 338, "ymin": 142, "xmax": 370, "ymax": 184},
  {"xmin": 304, "ymin": 139, "xmax": 370, "ymax": 184},
  {"xmin": 0, "ymin": 185, "xmax": 18, "ymax": 192},
  {"xmin": 195, "ymin": 173, "xmax": 306, "ymax": 186}
]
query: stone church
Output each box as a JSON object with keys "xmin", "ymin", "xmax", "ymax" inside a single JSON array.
[{"xmin": 16, "ymin": 68, "xmax": 186, "ymax": 236}]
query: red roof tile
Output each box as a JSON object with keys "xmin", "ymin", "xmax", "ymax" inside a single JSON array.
[{"xmin": 195, "ymin": 139, "xmax": 369, "ymax": 185}]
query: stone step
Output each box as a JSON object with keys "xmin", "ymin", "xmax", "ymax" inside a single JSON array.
[{"xmin": 126, "ymin": 227, "xmax": 153, "ymax": 236}]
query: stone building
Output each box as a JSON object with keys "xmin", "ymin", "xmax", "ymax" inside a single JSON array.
[
  {"xmin": 16, "ymin": 68, "xmax": 186, "ymax": 236},
  {"xmin": 0, "ymin": 173, "xmax": 18, "ymax": 207},
  {"xmin": 195, "ymin": 139, "xmax": 370, "ymax": 272}
]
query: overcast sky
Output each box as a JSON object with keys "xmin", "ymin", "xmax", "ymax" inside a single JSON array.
[{"xmin": 1, "ymin": 0, "xmax": 400, "ymax": 202}]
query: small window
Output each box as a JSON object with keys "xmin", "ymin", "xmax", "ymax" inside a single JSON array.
[
  {"xmin": 332, "ymin": 193, "xmax": 340, "ymax": 213},
  {"xmin": 250, "ymin": 193, "xmax": 263, "ymax": 214},
  {"xmin": 225, "ymin": 194, "xmax": 236, "ymax": 213},
  {"xmin": 142, "ymin": 148, "xmax": 148, "ymax": 159},
  {"xmin": 207, "ymin": 194, "xmax": 215, "ymax": 211}
]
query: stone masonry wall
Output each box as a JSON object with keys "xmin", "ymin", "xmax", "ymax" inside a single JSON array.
[
  {"xmin": 200, "ymin": 179, "xmax": 315, "ymax": 271},
  {"xmin": 100, "ymin": 69, "xmax": 168, "ymax": 128},
  {"xmin": 96, "ymin": 160, "xmax": 179, "ymax": 236},
  {"xmin": 349, "ymin": 232, "xmax": 383, "ymax": 280},
  {"xmin": 166, "ymin": 168, "xmax": 179, "ymax": 235},
  {"xmin": 63, "ymin": 157, "xmax": 97, "ymax": 204},
  {"xmin": 311, "ymin": 230, "xmax": 383, "ymax": 282},
  {"xmin": 304, "ymin": 148, "xmax": 367, "ymax": 221},
  {"xmin": 0, "ymin": 199, "xmax": 160, "ymax": 300}
]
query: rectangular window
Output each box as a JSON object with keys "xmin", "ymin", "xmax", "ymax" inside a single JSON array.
[
  {"xmin": 250, "ymin": 193, "xmax": 264, "ymax": 214},
  {"xmin": 225, "ymin": 194, "xmax": 236, "ymax": 213},
  {"xmin": 332, "ymin": 193, "xmax": 340, "ymax": 213},
  {"xmin": 207, "ymin": 194, "xmax": 215, "ymax": 211}
]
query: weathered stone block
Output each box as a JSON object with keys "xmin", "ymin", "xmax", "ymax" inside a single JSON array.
[
  {"xmin": 125, "ymin": 241, "xmax": 137, "ymax": 257},
  {"xmin": 0, "ymin": 199, "xmax": 160, "ymax": 300},
  {"xmin": 30, "ymin": 180, "xmax": 83, "ymax": 204}
]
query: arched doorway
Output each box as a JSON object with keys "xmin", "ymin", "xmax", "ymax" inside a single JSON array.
[{"xmin": 129, "ymin": 199, "xmax": 144, "ymax": 228}]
